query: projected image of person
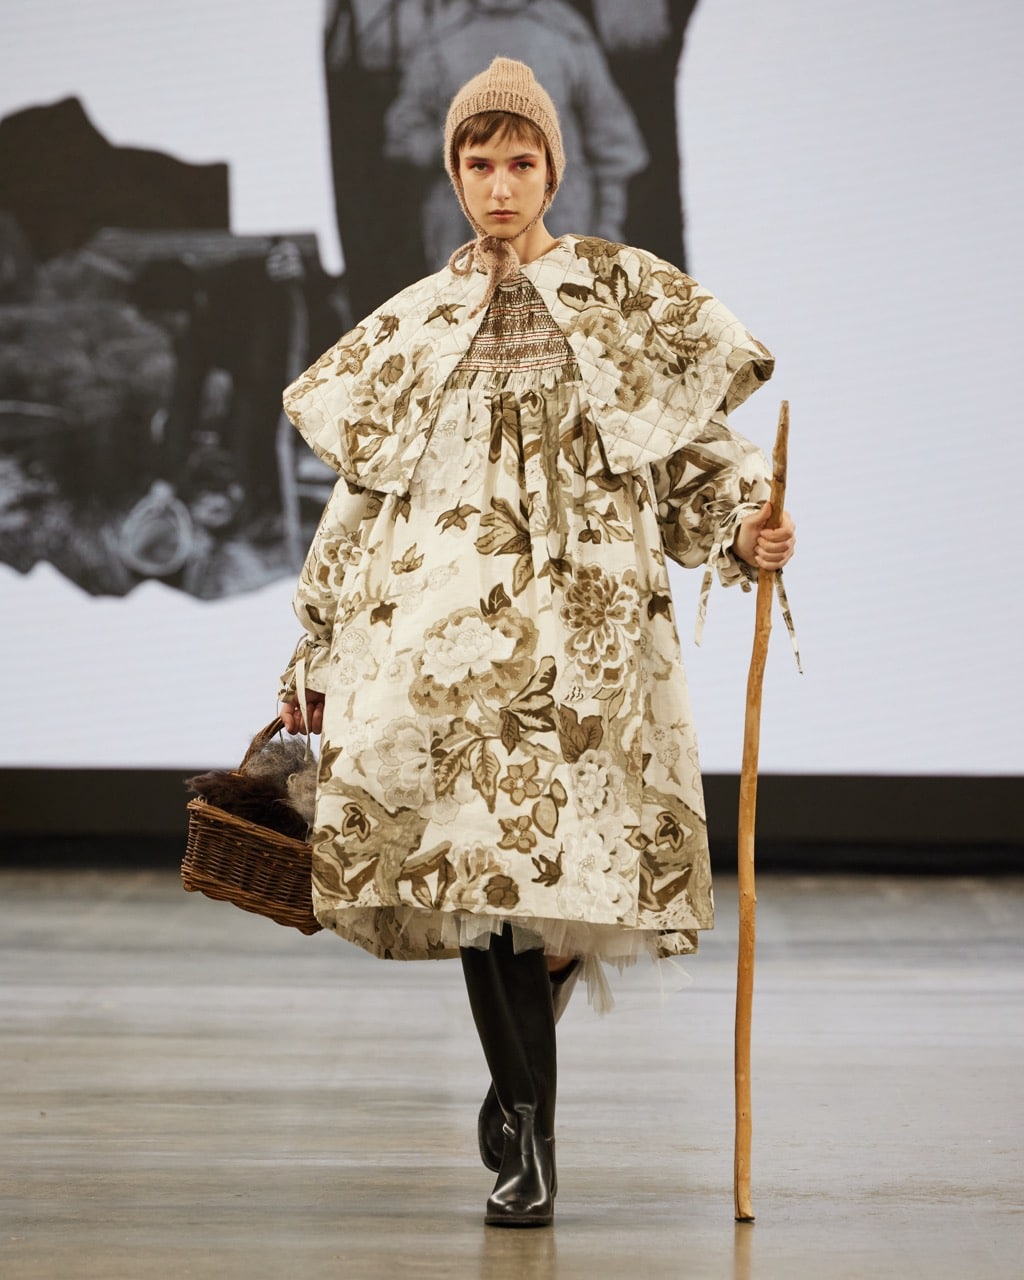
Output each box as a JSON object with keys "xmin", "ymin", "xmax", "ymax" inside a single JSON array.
[
  {"xmin": 383, "ymin": 0, "xmax": 646, "ymax": 270},
  {"xmin": 573, "ymin": 0, "xmax": 699, "ymax": 265},
  {"xmin": 323, "ymin": 1, "xmax": 442, "ymax": 324},
  {"xmin": 322, "ymin": 0, "xmax": 696, "ymax": 318},
  {"xmin": 277, "ymin": 58, "xmax": 795, "ymax": 1227}
]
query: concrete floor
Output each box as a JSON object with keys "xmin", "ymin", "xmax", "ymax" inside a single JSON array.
[{"xmin": 0, "ymin": 870, "xmax": 1021, "ymax": 1280}]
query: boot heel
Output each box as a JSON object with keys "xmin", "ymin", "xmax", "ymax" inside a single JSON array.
[{"xmin": 484, "ymin": 1105, "xmax": 555, "ymax": 1228}]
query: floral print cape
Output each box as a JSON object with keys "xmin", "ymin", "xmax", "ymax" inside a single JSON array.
[{"xmin": 280, "ymin": 236, "xmax": 773, "ymax": 966}]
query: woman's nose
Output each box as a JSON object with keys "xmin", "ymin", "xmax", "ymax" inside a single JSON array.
[{"xmin": 490, "ymin": 169, "xmax": 510, "ymax": 199}]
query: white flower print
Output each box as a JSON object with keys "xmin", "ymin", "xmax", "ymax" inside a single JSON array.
[
  {"xmin": 375, "ymin": 715, "xmax": 462, "ymax": 823},
  {"xmin": 401, "ymin": 586, "xmax": 425, "ymax": 614},
  {"xmin": 448, "ymin": 842, "xmax": 515, "ymax": 911},
  {"xmin": 383, "ymin": 657, "xmax": 407, "ymax": 683},
  {"xmin": 419, "ymin": 614, "xmax": 517, "ymax": 686},
  {"xmin": 410, "ymin": 417, "xmax": 486, "ymax": 511},
  {"xmin": 648, "ymin": 724, "xmax": 680, "ymax": 769},
  {"xmin": 345, "ymin": 719, "xmax": 374, "ymax": 760},
  {"xmin": 376, "ymin": 717, "xmax": 431, "ymax": 809},
  {"xmin": 524, "ymin": 457, "xmax": 551, "ymax": 535},
  {"xmin": 570, "ymin": 749, "xmax": 625, "ymax": 817},
  {"xmin": 638, "ymin": 628, "xmax": 674, "ymax": 682},
  {"xmin": 557, "ymin": 820, "xmax": 634, "ymax": 920},
  {"xmin": 310, "ymin": 529, "xmax": 363, "ymax": 596},
  {"xmin": 332, "ymin": 626, "xmax": 376, "ymax": 685}
]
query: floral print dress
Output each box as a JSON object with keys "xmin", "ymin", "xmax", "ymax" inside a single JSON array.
[{"xmin": 279, "ymin": 237, "xmax": 772, "ymax": 979}]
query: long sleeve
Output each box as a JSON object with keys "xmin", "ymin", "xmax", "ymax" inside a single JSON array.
[
  {"xmin": 570, "ymin": 36, "xmax": 648, "ymax": 185},
  {"xmin": 383, "ymin": 47, "xmax": 447, "ymax": 169},
  {"xmin": 649, "ymin": 409, "xmax": 769, "ymax": 588},
  {"xmin": 277, "ymin": 476, "xmax": 380, "ymax": 698}
]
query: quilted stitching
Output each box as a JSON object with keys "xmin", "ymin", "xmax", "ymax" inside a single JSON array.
[{"xmin": 282, "ymin": 236, "xmax": 773, "ymax": 491}]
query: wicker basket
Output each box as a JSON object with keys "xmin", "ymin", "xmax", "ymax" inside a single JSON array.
[{"xmin": 181, "ymin": 719, "xmax": 322, "ymax": 935}]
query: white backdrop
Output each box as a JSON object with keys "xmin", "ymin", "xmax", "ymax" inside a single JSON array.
[{"xmin": 0, "ymin": 0, "xmax": 1020, "ymax": 773}]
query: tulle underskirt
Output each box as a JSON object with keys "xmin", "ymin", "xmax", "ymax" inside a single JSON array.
[
  {"xmin": 442, "ymin": 910, "xmax": 685, "ymax": 1013},
  {"xmin": 443, "ymin": 909, "xmax": 662, "ymax": 962},
  {"xmin": 315, "ymin": 901, "xmax": 700, "ymax": 1013}
]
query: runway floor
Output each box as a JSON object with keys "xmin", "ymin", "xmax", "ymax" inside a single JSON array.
[{"xmin": 1, "ymin": 869, "xmax": 1021, "ymax": 1279}]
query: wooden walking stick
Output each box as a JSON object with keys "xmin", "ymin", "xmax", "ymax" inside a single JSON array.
[{"xmin": 734, "ymin": 400, "xmax": 790, "ymax": 1223}]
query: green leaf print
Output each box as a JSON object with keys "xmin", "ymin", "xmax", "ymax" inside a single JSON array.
[
  {"xmin": 503, "ymin": 657, "xmax": 556, "ymax": 733},
  {"xmin": 349, "ymin": 419, "xmax": 388, "ymax": 465},
  {"xmin": 392, "ymin": 384, "xmax": 412, "ymax": 427},
  {"xmin": 531, "ymin": 850, "xmax": 564, "ymax": 888},
  {"xmin": 318, "ymin": 741, "xmax": 344, "ymax": 780},
  {"xmin": 475, "ymin": 498, "xmax": 530, "ymax": 557},
  {"xmin": 377, "ymin": 353, "xmax": 405, "ymax": 386},
  {"xmin": 556, "ymin": 705, "xmax": 604, "ymax": 764},
  {"xmin": 340, "ymin": 802, "xmax": 372, "ymax": 841},
  {"xmin": 426, "ymin": 302, "xmax": 463, "ymax": 325},
  {"xmin": 436, "ymin": 503, "xmax": 480, "ymax": 532},
  {"xmin": 469, "ymin": 741, "xmax": 500, "ymax": 813},
  {"xmin": 434, "ymin": 856, "xmax": 456, "ymax": 909},
  {"xmin": 433, "ymin": 749, "xmax": 465, "ymax": 798},
  {"xmin": 374, "ymin": 314, "xmax": 400, "ymax": 343},
  {"xmin": 489, "ymin": 394, "xmax": 521, "ymax": 465},
  {"xmin": 391, "ymin": 543, "xmax": 424, "ymax": 574},
  {"xmin": 622, "ymin": 290, "xmax": 655, "ymax": 316},
  {"xmin": 499, "ymin": 709, "xmax": 521, "ymax": 754},
  {"xmin": 481, "ymin": 583, "xmax": 512, "ymax": 616},
  {"xmin": 607, "ymin": 263, "xmax": 631, "ymax": 307},
  {"xmin": 371, "ymin": 601, "xmax": 397, "ymax": 626},
  {"xmin": 532, "ymin": 795, "xmax": 559, "ymax": 838},
  {"xmin": 654, "ymin": 811, "xmax": 687, "ymax": 853},
  {"xmin": 538, "ymin": 557, "xmax": 571, "ymax": 588},
  {"xmin": 647, "ymin": 592, "xmax": 673, "ymax": 621},
  {"xmin": 510, "ymin": 550, "xmax": 534, "ymax": 596},
  {"xmin": 555, "ymin": 281, "xmax": 595, "ymax": 310}
]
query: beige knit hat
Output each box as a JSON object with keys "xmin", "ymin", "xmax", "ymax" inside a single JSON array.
[
  {"xmin": 444, "ymin": 58, "xmax": 565, "ymax": 314},
  {"xmin": 444, "ymin": 57, "xmax": 566, "ymax": 202}
]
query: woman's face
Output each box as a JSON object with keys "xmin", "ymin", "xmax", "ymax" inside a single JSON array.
[{"xmin": 457, "ymin": 132, "xmax": 550, "ymax": 241}]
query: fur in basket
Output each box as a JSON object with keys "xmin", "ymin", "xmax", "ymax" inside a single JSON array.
[{"xmin": 185, "ymin": 734, "xmax": 317, "ymax": 842}]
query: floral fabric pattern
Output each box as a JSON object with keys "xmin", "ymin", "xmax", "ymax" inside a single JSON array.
[{"xmin": 279, "ymin": 243, "xmax": 772, "ymax": 964}]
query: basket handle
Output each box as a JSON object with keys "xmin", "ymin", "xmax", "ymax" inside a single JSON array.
[{"xmin": 238, "ymin": 718, "xmax": 286, "ymax": 772}]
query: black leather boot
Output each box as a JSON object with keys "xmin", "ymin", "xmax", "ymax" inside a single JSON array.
[
  {"xmin": 460, "ymin": 928, "xmax": 557, "ymax": 1227},
  {"xmin": 486, "ymin": 1102, "xmax": 556, "ymax": 1229},
  {"xmin": 477, "ymin": 958, "xmax": 580, "ymax": 1172}
]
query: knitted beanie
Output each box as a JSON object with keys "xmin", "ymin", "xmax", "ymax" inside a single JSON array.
[
  {"xmin": 444, "ymin": 58, "xmax": 565, "ymax": 314},
  {"xmin": 444, "ymin": 57, "xmax": 565, "ymax": 202}
]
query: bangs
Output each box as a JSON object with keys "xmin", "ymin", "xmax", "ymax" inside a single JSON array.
[{"xmin": 452, "ymin": 111, "xmax": 548, "ymax": 161}]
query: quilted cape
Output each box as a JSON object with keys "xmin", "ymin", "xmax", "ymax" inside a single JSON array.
[
  {"xmin": 284, "ymin": 235, "xmax": 772, "ymax": 489},
  {"xmin": 280, "ymin": 236, "xmax": 773, "ymax": 970}
]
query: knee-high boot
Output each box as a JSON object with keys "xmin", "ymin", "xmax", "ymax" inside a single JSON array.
[
  {"xmin": 460, "ymin": 928, "xmax": 557, "ymax": 1227},
  {"xmin": 477, "ymin": 959, "xmax": 580, "ymax": 1172}
]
